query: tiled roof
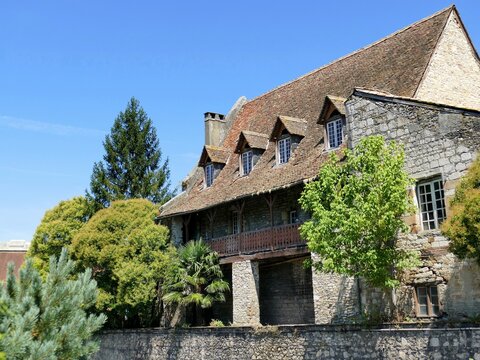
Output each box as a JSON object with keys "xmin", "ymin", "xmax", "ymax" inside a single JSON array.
[{"xmin": 161, "ymin": 6, "xmax": 453, "ymax": 218}]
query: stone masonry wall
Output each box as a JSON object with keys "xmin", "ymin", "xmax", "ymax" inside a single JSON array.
[
  {"xmin": 232, "ymin": 260, "xmax": 260, "ymax": 325},
  {"xmin": 415, "ymin": 12, "xmax": 480, "ymax": 110},
  {"xmin": 311, "ymin": 253, "xmax": 360, "ymax": 324},
  {"xmin": 341, "ymin": 94, "xmax": 480, "ymax": 320},
  {"xmin": 93, "ymin": 325, "xmax": 480, "ymax": 360}
]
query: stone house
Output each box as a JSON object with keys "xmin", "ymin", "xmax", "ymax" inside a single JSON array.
[{"xmin": 159, "ymin": 6, "xmax": 480, "ymax": 326}]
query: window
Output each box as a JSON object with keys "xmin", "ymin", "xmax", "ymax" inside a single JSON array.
[
  {"xmin": 289, "ymin": 210, "xmax": 298, "ymax": 224},
  {"xmin": 232, "ymin": 211, "xmax": 240, "ymax": 234},
  {"xmin": 277, "ymin": 136, "xmax": 291, "ymax": 164},
  {"xmin": 205, "ymin": 163, "xmax": 214, "ymax": 187},
  {"xmin": 416, "ymin": 286, "xmax": 440, "ymax": 317},
  {"xmin": 241, "ymin": 150, "xmax": 253, "ymax": 176},
  {"xmin": 417, "ymin": 178, "xmax": 446, "ymax": 230},
  {"xmin": 326, "ymin": 118, "xmax": 343, "ymax": 149}
]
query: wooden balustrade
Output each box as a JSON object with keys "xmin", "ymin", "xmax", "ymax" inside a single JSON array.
[{"xmin": 208, "ymin": 223, "xmax": 305, "ymax": 257}]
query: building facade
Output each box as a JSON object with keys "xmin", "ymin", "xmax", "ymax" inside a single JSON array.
[{"xmin": 159, "ymin": 6, "xmax": 480, "ymax": 326}]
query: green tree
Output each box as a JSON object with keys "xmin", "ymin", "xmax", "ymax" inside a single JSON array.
[
  {"xmin": 162, "ymin": 240, "xmax": 229, "ymax": 325},
  {"xmin": 70, "ymin": 199, "xmax": 172, "ymax": 328},
  {"xmin": 87, "ymin": 97, "xmax": 173, "ymax": 209},
  {"xmin": 0, "ymin": 249, "xmax": 106, "ymax": 359},
  {"xmin": 442, "ymin": 155, "xmax": 480, "ymax": 263},
  {"xmin": 27, "ymin": 196, "xmax": 92, "ymax": 275},
  {"xmin": 299, "ymin": 136, "xmax": 418, "ymax": 289}
]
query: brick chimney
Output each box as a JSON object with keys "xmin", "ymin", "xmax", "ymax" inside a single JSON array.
[{"xmin": 204, "ymin": 112, "xmax": 226, "ymax": 147}]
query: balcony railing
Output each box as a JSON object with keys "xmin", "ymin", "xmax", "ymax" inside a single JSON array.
[{"xmin": 208, "ymin": 223, "xmax": 306, "ymax": 257}]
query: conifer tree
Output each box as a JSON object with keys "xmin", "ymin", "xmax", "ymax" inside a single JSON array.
[
  {"xmin": 87, "ymin": 97, "xmax": 173, "ymax": 209},
  {"xmin": 0, "ymin": 249, "xmax": 106, "ymax": 359}
]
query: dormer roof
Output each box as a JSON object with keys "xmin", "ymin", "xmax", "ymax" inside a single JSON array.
[
  {"xmin": 198, "ymin": 146, "xmax": 229, "ymax": 167},
  {"xmin": 270, "ymin": 116, "xmax": 308, "ymax": 140},
  {"xmin": 234, "ymin": 131, "xmax": 269, "ymax": 153},
  {"xmin": 318, "ymin": 95, "xmax": 347, "ymax": 124}
]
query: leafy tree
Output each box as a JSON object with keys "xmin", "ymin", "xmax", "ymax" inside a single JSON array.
[
  {"xmin": 299, "ymin": 136, "xmax": 418, "ymax": 289},
  {"xmin": 0, "ymin": 249, "xmax": 106, "ymax": 359},
  {"xmin": 27, "ymin": 196, "xmax": 92, "ymax": 275},
  {"xmin": 70, "ymin": 199, "xmax": 172, "ymax": 328},
  {"xmin": 442, "ymin": 155, "xmax": 480, "ymax": 263},
  {"xmin": 162, "ymin": 240, "xmax": 229, "ymax": 325},
  {"xmin": 87, "ymin": 97, "xmax": 173, "ymax": 209}
]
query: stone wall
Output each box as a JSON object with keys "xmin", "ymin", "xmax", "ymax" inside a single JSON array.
[
  {"xmin": 92, "ymin": 324, "xmax": 480, "ymax": 360},
  {"xmin": 332, "ymin": 93, "xmax": 480, "ymax": 321},
  {"xmin": 415, "ymin": 12, "xmax": 480, "ymax": 110}
]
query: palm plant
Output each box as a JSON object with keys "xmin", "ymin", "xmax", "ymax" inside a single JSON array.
[{"xmin": 162, "ymin": 240, "xmax": 229, "ymax": 324}]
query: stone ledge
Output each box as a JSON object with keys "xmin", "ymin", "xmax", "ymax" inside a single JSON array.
[{"xmin": 99, "ymin": 322, "xmax": 480, "ymax": 336}]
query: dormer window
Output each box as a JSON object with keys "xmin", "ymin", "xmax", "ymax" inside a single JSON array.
[
  {"xmin": 318, "ymin": 95, "xmax": 347, "ymax": 151},
  {"xmin": 234, "ymin": 130, "xmax": 268, "ymax": 176},
  {"xmin": 277, "ymin": 136, "xmax": 291, "ymax": 164},
  {"xmin": 326, "ymin": 117, "xmax": 343, "ymax": 149},
  {"xmin": 270, "ymin": 115, "xmax": 307, "ymax": 166},
  {"xmin": 241, "ymin": 150, "xmax": 253, "ymax": 176},
  {"xmin": 205, "ymin": 163, "xmax": 214, "ymax": 187},
  {"xmin": 198, "ymin": 145, "xmax": 228, "ymax": 189}
]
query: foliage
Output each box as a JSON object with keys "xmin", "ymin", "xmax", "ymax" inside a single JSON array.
[
  {"xmin": 0, "ymin": 249, "xmax": 106, "ymax": 359},
  {"xmin": 27, "ymin": 196, "xmax": 93, "ymax": 275},
  {"xmin": 162, "ymin": 240, "xmax": 229, "ymax": 315},
  {"xmin": 209, "ymin": 319, "xmax": 225, "ymax": 327},
  {"xmin": 70, "ymin": 199, "xmax": 172, "ymax": 328},
  {"xmin": 442, "ymin": 155, "xmax": 480, "ymax": 263},
  {"xmin": 87, "ymin": 97, "xmax": 173, "ymax": 209},
  {"xmin": 299, "ymin": 135, "xmax": 419, "ymax": 289}
]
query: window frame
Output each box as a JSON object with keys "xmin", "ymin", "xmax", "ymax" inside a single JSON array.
[
  {"xmin": 415, "ymin": 285, "xmax": 440, "ymax": 317},
  {"xmin": 416, "ymin": 177, "xmax": 446, "ymax": 231},
  {"xmin": 232, "ymin": 211, "xmax": 240, "ymax": 235},
  {"xmin": 241, "ymin": 149, "xmax": 253, "ymax": 176},
  {"xmin": 277, "ymin": 135, "xmax": 291, "ymax": 165},
  {"xmin": 325, "ymin": 116, "xmax": 344, "ymax": 149},
  {"xmin": 289, "ymin": 210, "xmax": 298, "ymax": 224},
  {"xmin": 204, "ymin": 163, "xmax": 214, "ymax": 188}
]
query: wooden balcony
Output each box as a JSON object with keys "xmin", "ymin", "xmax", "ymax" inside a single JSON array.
[{"xmin": 208, "ymin": 223, "xmax": 306, "ymax": 258}]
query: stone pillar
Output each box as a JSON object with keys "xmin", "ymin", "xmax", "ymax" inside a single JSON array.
[
  {"xmin": 170, "ymin": 216, "xmax": 183, "ymax": 246},
  {"xmin": 232, "ymin": 260, "xmax": 260, "ymax": 325},
  {"xmin": 311, "ymin": 253, "xmax": 360, "ymax": 324}
]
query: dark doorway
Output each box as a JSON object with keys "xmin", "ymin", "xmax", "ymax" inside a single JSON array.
[
  {"xmin": 259, "ymin": 256, "xmax": 314, "ymax": 325},
  {"xmin": 211, "ymin": 264, "xmax": 233, "ymax": 325}
]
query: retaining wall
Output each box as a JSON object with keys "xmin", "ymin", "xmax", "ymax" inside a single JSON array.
[{"xmin": 92, "ymin": 324, "xmax": 480, "ymax": 360}]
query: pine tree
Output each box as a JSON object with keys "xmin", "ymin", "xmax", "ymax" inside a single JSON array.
[
  {"xmin": 0, "ymin": 249, "xmax": 106, "ymax": 359},
  {"xmin": 87, "ymin": 97, "xmax": 173, "ymax": 209}
]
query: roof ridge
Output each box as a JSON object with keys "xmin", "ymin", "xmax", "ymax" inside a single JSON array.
[
  {"xmin": 353, "ymin": 87, "xmax": 480, "ymax": 113},
  {"xmin": 246, "ymin": 5, "xmax": 454, "ymax": 104}
]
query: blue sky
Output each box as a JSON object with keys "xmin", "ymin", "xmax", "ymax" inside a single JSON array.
[{"xmin": 0, "ymin": 1, "xmax": 479, "ymax": 243}]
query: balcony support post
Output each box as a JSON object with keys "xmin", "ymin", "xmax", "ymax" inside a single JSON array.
[{"xmin": 264, "ymin": 194, "xmax": 276, "ymax": 250}]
